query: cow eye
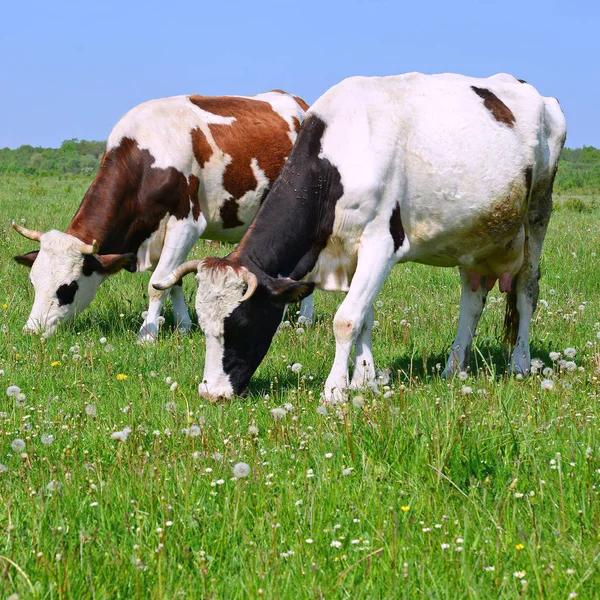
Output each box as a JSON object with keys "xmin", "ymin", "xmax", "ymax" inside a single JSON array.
[{"xmin": 56, "ymin": 281, "xmax": 79, "ymax": 306}]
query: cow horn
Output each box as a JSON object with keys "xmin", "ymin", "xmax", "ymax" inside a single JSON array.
[
  {"xmin": 12, "ymin": 221, "xmax": 43, "ymax": 241},
  {"xmin": 151, "ymin": 260, "xmax": 202, "ymax": 290},
  {"xmin": 80, "ymin": 239, "xmax": 99, "ymax": 255},
  {"xmin": 240, "ymin": 270, "xmax": 258, "ymax": 302}
]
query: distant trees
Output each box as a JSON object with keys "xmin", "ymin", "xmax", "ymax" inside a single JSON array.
[
  {"xmin": 554, "ymin": 146, "xmax": 600, "ymax": 193},
  {"xmin": 0, "ymin": 139, "xmax": 105, "ymax": 176},
  {"xmin": 0, "ymin": 140, "xmax": 599, "ymax": 194}
]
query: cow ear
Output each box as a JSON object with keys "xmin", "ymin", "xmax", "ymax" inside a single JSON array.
[
  {"xmin": 14, "ymin": 251, "xmax": 39, "ymax": 268},
  {"xmin": 264, "ymin": 278, "xmax": 314, "ymax": 304},
  {"xmin": 83, "ymin": 253, "xmax": 137, "ymax": 275}
]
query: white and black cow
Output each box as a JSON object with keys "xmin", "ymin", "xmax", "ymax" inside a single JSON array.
[
  {"xmin": 154, "ymin": 73, "xmax": 566, "ymax": 401},
  {"xmin": 13, "ymin": 90, "xmax": 313, "ymax": 341}
]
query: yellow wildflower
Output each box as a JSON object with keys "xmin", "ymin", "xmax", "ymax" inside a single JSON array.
[
  {"xmin": 116, "ymin": 374, "xmax": 128, "ymax": 381},
  {"xmin": 401, "ymin": 506, "xmax": 410, "ymax": 513},
  {"xmin": 51, "ymin": 361, "xmax": 60, "ymax": 367},
  {"xmin": 515, "ymin": 544, "xmax": 524, "ymax": 551}
]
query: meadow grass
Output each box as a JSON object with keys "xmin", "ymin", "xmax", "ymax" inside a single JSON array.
[{"xmin": 1, "ymin": 174, "xmax": 600, "ymax": 599}]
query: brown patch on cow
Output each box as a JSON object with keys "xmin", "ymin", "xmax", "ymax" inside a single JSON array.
[
  {"xmin": 389, "ymin": 203, "xmax": 404, "ymax": 252},
  {"xmin": 191, "ymin": 127, "xmax": 213, "ymax": 167},
  {"xmin": 220, "ymin": 198, "xmax": 244, "ymax": 229},
  {"xmin": 292, "ymin": 116, "xmax": 301, "ymax": 133},
  {"xmin": 189, "ymin": 95, "xmax": 296, "ymax": 208},
  {"xmin": 188, "ymin": 174, "xmax": 201, "ymax": 220},
  {"xmin": 270, "ymin": 89, "xmax": 286, "ymax": 94},
  {"xmin": 471, "ymin": 86, "xmax": 516, "ymax": 128},
  {"xmin": 201, "ymin": 256, "xmax": 245, "ymax": 274},
  {"xmin": 67, "ymin": 137, "xmax": 195, "ymax": 255},
  {"xmin": 293, "ymin": 95, "xmax": 310, "ymax": 112}
]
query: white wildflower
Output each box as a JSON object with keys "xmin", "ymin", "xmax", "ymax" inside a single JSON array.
[
  {"xmin": 41, "ymin": 433, "xmax": 54, "ymax": 445},
  {"xmin": 564, "ymin": 347, "xmax": 576, "ymax": 358},
  {"xmin": 460, "ymin": 386, "xmax": 472, "ymax": 395},
  {"xmin": 291, "ymin": 363, "xmax": 303, "ymax": 373},
  {"xmin": 85, "ymin": 404, "xmax": 97, "ymax": 417}
]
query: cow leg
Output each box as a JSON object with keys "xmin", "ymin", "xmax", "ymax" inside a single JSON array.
[
  {"xmin": 138, "ymin": 219, "xmax": 202, "ymax": 343},
  {"xmin": 350, "ymin": 303, "xmax": 376, "ymax": 390},
  {"xmin": 324, "ymin": 241, "xmax": 395, "ymax": 403},
  {"xmin": 298, "ymin": 293, "xmax": 314, "ymax": 323},
  {"xmin": 170, "ymin": 282, "xmax": 193, "ymax": 334},
  {"xmin": 510, "ymin": 199, "xmax": 551, "ymax": 375},
  {"xmin": 441, "ymin": 268, "xmax": 488, "ymax": 378}
]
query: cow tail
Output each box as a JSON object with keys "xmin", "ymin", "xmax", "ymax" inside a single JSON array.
[{"xmin": 503, "ymin": 285, "xmax": 519, "ymax": 346}]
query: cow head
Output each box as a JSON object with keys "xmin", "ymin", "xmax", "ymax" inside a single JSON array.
[
  {"xmin": 153, "ymin": 257, "xmax": 313, "ymax": 399},
  {"xmin": 12, "ymin": 223, "xmax": 136, "ymax": 337}
]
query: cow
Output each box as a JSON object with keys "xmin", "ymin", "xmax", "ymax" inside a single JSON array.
[
  {"xmin": 153, "ymin": 73, "xmax": 567, "ymax": 402},
  {"xmin": 12, "ymin": 90, "xmax": 313, "ymax": 341}
]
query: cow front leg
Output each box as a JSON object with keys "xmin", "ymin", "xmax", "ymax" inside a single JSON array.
[
  {"xmin": 298, "ymin": 293, "xmax": 314, "ymax": 324},
  {"xmin": 441, "ymin": 268, "xmax": 488, "ymax": 378},
  {"xmin": 138, "ymin": 216, "xmax": 203, "ymax": 343},
  {"xmin": 324, "ymin": 239, "xmax": 395, "ymax": 403}
]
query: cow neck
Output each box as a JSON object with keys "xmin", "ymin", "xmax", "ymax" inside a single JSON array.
[
  {"xmin": 65, "ymin": 165, "xmax": 120, "ymax": 252},
  {"xmin": 230, "ymin": 115, "xmax": 343, "ymax": 281}
]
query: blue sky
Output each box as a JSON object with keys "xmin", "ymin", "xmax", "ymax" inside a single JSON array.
[{"xmin": 1, "ymin": 0, "xmax": 597, "ymax": 149}]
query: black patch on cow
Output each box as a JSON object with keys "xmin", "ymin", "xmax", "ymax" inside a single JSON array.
[
  {"xmin": 220, "ymin": 198, "xmax": 244, "ymax": 229},
  {"xmin": 218, "ymin": 115, "xmax": 344, "ymax": 394},
  {"xmin": 56, "ymin": 281, "xmax": 79, "ymax": 306},
  {"xmin": 471, "ymin": 86, "xmax": 516, "ymax": 128},
  {"xmin": 233, "ymin": 115, "xmax": 344, "ymax": 280},
  {"xmin": 517, "ymin": 79, "xmax": 527, "ymax": 84},
  {"xmin": 83, "ymin": 254, "xmax": 137, "ymax": 276},
  {"xmin": 14, "ymin": 250, "xmax": 39, "ymax": 268},
  {"xmin": 389, "ymin": 203, "xmax": 404, "ymax": 252}
]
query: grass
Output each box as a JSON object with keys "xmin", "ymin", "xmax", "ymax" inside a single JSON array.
[{"xmin": 1, "ymin": 174, "xmax": 600, "ymax": 598}]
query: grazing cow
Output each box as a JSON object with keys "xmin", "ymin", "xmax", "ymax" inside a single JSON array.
[
  {"xmin": 13, "ymin": 90, "xmax": 312, "ymax": 341},
  {"xmin": 153, "ymin": 73, "xmax": 566, "ymax": 401}
]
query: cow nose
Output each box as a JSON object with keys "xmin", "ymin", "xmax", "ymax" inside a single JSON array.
[{"xmin": 198, "ymin": 385, "xmax": 234, "ymax": 402}]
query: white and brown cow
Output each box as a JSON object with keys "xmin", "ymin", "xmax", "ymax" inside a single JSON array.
[
  {"xmin": 154, "ymin": 73, "xmax": 566, "ymax": 401},
  {"xmin": 13, "ymin": 90, "xmax": 312, "ymax": 341}
]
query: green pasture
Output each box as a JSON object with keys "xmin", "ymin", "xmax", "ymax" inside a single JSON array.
[{"xmin": 0, "ymin": 174, "xmax": 599, "ymax": 598}]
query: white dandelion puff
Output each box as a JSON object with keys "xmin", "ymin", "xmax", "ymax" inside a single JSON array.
[
  {"xmin": 232, "ymin": 462, "xmax": 251, "ymax": 478},
  {"xmin": 540, "ymin": 379, "xmax": 554, "ymax": 391},
  {"xmin": 291, "ymin": 363, "xmax": 303, "ymax": 373},
  {"xmin": 6, "ymin": 385, "xmax": 21, "ymax": 398},
  {"xmin": 11, "ymin": 439, "xmax": 25, "ymax": 452},
  {"xmin": 41, "ymin": 433, "xmax": 54, "ymax": 445}
]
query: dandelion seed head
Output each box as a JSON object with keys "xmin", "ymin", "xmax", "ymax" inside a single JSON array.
[
  {"xmin": 41, "ymin": 433, "xmax": 54, "ymax": 445},
  {"xmin": 540, "ymin": 379, "xmax": 554, "ymax": 391},
  {"xmin": 232, "ymin": 462, "xmax": 251, "ymax": 478},
  {"xmin": 291, "ymin": 363, "xmax": 303, "ymax": 373},
  {"xmin": 85, "ymin": 404, "xmax": 97, "ymax": 417},
  {"xmin": 11, "ymin": 439, "xmax": 25, "ymax": 452},
  {"xmin": 6, "ymin": 385, "xmax": 21, "ymax": 398}
]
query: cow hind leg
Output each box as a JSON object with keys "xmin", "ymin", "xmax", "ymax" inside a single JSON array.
[
  {"xmin": 324, "ymin": 239, "xmax": 395, "ymax": 403},
  {"xmin": 441, "ymin": 268, "xmax": 488, "ymax": 378},
  {"xmin": 509, "ymin": 198, "xmax": 551, "ymax": 375},
  {"xmin": 350, "ymin": 303, "xmax": 376, "ymax": 390},
  {"xmin": 138, "ymin": 217, "xmax": 203, "ymax": 343}
]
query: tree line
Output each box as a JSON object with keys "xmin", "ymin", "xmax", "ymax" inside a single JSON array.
[{"xmin": 1, "ymin": 139, "xmax": 599, "ymax": 194}]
